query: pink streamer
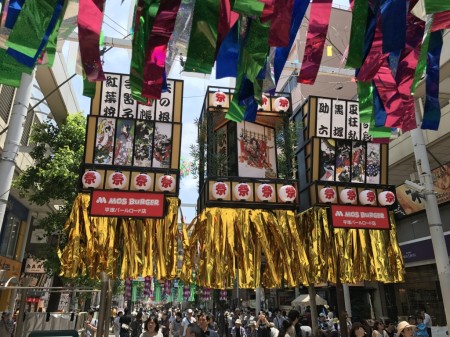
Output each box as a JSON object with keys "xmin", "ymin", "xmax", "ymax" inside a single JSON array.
[
  {"xmin": 269, "ymin": 0, "xmax": 294, "ymax": 47},
  {"xmin": 298, "ymin": 0, "xmax": 333, "ymax": 85},
  {"xmin": 77, "ymin": 0, "xmax": 106, "ymax": 82},
  {"xmin": 142, "ymin": 0, "xmax": 182, "ymax": 99}
]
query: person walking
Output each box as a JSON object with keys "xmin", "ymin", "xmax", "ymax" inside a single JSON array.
[
  {"xmin": 114, "ymin": 311, "xmax": 124, "ymax": 337},
  {"xmin": 120, "ymin": 308, "xmax": 133, "ymax": 337},
  {"xmin": 141, "ymin": 316, "xmax": 163, "ymax": 337},
  {"xmin": 420, "ymin": 308, "xmax": 432, "ymax": 337}
]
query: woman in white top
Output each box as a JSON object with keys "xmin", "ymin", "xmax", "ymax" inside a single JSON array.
[
  {"xmin": 140, "ymin": 316, "xmax": 163, "ymax": 337},
  {"xmin": 372, "ymin": 321, "xmax": 388, "ymax": 337}
]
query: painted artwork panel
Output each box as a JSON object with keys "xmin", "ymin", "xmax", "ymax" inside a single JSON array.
[
  {"xmin": 336, "ymin": 140, "xmax": 351, "ymax": 182},
  {"xmin": 316, "ymin": 98, "xmax": 332, "ymax": 138},
  {"xmin": 237, "ymin": 122, "xmax": 277, "ymax": 178},
  {"xmin": 366, "ymin": 142, "xmax": 381, "ymax": 184},
  {"xmin": 94, "ymin": 117, "xmax": 116, "ymax": 164},
  {"xmin": 319, "ymin": 139, "xmax": 336, "ymax": 181},
  {"xmin": 152, "ymin": 122, "xmax": 172, "ymax": 168},
  {"xmin": 118, "ymin": 75, "xmax": 137, "ymax": 119},
  {"xmin": 331, "ymin": 100, "xmax": 346, "ymax": 139},
  {"xmin": 101, "ymin": 74, "xmax": 120, "ymax": 117},
  {"xmin": 113, "ymin": 119, "xmax": 135, "ymax": 166},
  {"xmin": 351, "ymin": 141, "xmax": 366, "ymax": 183},
  {"xmin": 134, "ymin": 121, "xmax": 154, "ymax": 167}
]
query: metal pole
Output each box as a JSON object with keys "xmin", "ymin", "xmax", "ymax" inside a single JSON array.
[
  {"xmin": 104, "ymin": 279, "xmax": 113, "ymax": 337},
  {"xmin": 410, "ymin": 104, "xmax": 450, "ymax": 333},
  {"xmin": 0, "ymin": 70, "xmax": 35, "ymax": 236},
  {"xmin": 97, "ymin": 272, "xmax": 109, "ymax": 337},
  {"xmin": 342, "ymin": 284, "xmax": 352, "ymax": 317}
]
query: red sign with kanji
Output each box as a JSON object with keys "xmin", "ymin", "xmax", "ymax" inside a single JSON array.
[
  {"xmin": 330, "ymin": 205, "xmax": 390, "ymax": 230},
  {"xmin": 90, "ymin": 190, "xmax": 165, "ymax": 218}
]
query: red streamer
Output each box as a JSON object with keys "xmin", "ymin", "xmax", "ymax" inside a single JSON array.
[
  {"xmin": 77, "ymin": 0, "xmax": 106, "ymax": 82},
  {"xmin": 432, "ymin": 10, "xmax": 450, "ymax": 32},
  {"xmin": 142, "ymin": 0, "xmax": 182, "ymax": 99},
  {"xmin": 269, "ymin": 0, "xmax": 294, "ymax": 47},
  {"xmin": 298, "ymin": 0, "xmax": 333, "ymax": 85}
]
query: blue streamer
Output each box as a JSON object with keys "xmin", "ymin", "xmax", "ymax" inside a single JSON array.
[
  {"xmin": 215, "ymin": 21, "xmax": 239, "ymax": 79},
  {"xmin": 373, "ymin": 84, "xmax": 387, "ymax": 127},
  {"xmin": 380, "ymin": 0, "xmax": 406, "ymax": 53},
  {"xmin": 5, "ymin": 0, "xmax": 25, "ymax": 29},
  {"xmin": 422, "ymin": 31, "xmax": 443, "ymax": 131},
  {"xmin": 274, "ymin": 0, "xmax": 308, "ymax": 86},
  {"xmin": 7, "ymin": 0, "xmax": 65, "ymax": 67}
]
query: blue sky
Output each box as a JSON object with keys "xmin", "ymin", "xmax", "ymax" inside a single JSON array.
[{"xmin": 68, "ymin": 0, "xmax": 350, "ymax": 222}]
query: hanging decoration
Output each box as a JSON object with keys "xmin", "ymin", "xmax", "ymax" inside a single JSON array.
[
  {"xmin": 219, "ymin": 289, "xmax": 227, "ymax": 301},
  {"xmin": 144, "ymin": 276, "xmax": 152, "ymax": 298},
  {"xmin": 133, "ymin": 173, "xmax": 152, "ymax": 191},
  {"xmin": 82, "ymin": 170, "xmax": 102, "ymax": 189},
  {"xmin": 124, "ymin": 277, "xmax": 132, "ymax": 301}
]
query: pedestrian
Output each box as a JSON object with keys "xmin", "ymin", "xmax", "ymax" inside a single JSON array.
[
  {"xmin": 199, "ymin": 314, "xmax": 219, "ymax": 337},
  {"xmin": 383, "ymin": 320, "xmax": 395, "ymax": 337},
  {"xmin": 247, "ymin": 321, "xmax": 258, "ymax": 337},
  {"xmin": 349, "ymin": 323, "xmax": 366, "ymax": 337},
  {"xmin": 171, "ymin": 312, "xmax": 183, "ymax": 337},
  {"xmin": 256, "ymin": 312, "xmax": 271, "ymax": 337},
  {"xmin": 114, "ymin": 311, "xmax": 124, "ymax": 337},
  {"xmin": 141, "ymin": 316, "xmax": 163, "ymax": 337},
  {"xmin": 231, "ymin": 319, "xmax": 247, "ymax": 337},
  {"xmin": 0, "ymin": 312, "xmax": 14, "ymax": 337},
  {"xmin": 130, "ymin": 312, "xmax": 144, "ymax": 337},
  {"xmin": 372, "ymin": 321, "xmax": 388, "ymax": 337},
  {"xmin": 420, "ymin": 308, "xmax": 432, "ymax": 337},
  {"xmin": 397, "ymin": 321, "xmax": 416, "ymax": 337},
  {"xmin": 86, "ymin": 310, "xmax": 98, "ymax": 337},
  {"xmin": 269, "ymin": 323, "xmax": 279, "ymax": 337},
  {"xmin": 120, "ymin": 308, "xmax": 133, "ymax": 337},
  {"xmin": 416, "ymin": 315, "xmax": 429, "ymax": 337},
  {"xmin": 182, "ymin": 309, "xmax": 196, "ymax": 337}
]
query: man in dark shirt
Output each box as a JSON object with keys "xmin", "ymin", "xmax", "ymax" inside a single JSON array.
[{"xmin": 119, "ymin": 308, "xmax": 133, "ymax": 337}]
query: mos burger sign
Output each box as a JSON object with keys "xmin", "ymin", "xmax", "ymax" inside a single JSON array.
[
  {"xmin": 330, "ymin": 205, "xmax": 390, "ymax": 230},
  {"xmin": 90, "ymin": 190, "xmax": 165, "ymax": 218}
]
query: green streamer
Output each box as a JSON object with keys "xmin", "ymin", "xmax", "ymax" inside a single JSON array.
[
  {"xmin": 232, "ymin": 0, "xmax": 265, "ymax": 17},
  {"xmin": 0, "ymin": 48, "xmax": 33, "ymax": 87},
  {"xmin": 132, "ymin": 281, "xmax": 137, "ymax": 302},
  {"xmin": 130, "ymin": 0, "xmax": 160, "ymax": 103},
  {"xmin": 44, "ymin": 0, "xmax": 68, "ymax": 67},
  {"xmin": 226, "ymin": 18, "xmax": 270, "ymax": 122},
  {"xmin": 189, "ymin": 283, "xmax": 195, "ymax": 302},
  {"xmin": 155, "ymin": 283, "xmax": 161, "ymax": 302},
  {"xmin": 357, "ymin": 81, "xmax": 373, "ymax": 123},
  {"xmin": 368, "ymin": 123, "xmax": 391, "ymax": 139},
  {"xmin": 83, "ymin": 77, "xmax": 97, "ymax": 98},
  {"xmin": 411, "ymin": 16, "xmax": 433, "ymax": 95},
  {"xmin": 184, "ymin": 0, "xmax": 221, "ymax": 73},
  {"xmin": 424, "ymin": 0, "xmax": 450, "ymax": 14},
  {"xmin": 6, "ymin": 0, "xmax": 59, "ymax": 58},
  {"xmin": 177, "ymin": 284, "xmax": 183, "ymax": 302},
  {"xmin": 346, "ymin": 0, "xmax": 368, "ymax": 69}
]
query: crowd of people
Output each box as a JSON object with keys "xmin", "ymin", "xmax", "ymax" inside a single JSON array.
[{"xmin": 102, "ymin": 306, "xmax": 433, "ymax": 337}]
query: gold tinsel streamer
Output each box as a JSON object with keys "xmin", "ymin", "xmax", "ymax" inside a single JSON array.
[{"xmin": 59, "ymin": 193, "xmax": 181, "ymax": 280}]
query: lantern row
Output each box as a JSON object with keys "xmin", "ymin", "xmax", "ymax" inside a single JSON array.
[
  {"xmin": 211, "ymin": 90, "xmax": 291, "ymax": 112},
  {"xmin": 318, "ymin": 186, "xmax": 396, "ymax": 206}
]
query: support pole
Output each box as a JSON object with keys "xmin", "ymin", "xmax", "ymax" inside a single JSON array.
[
  {"xmin": 0, "ymin": 70, "xmax": 35, "ymax": 236},
  {"xmin": 104, "ymin": 279, "xmax": 113, "ymax": 337},
  {"xmin": 410, "ymin": 111, "xmax": 450, "ymax": 333},
  {"xmin": 343, "ymin": 284, "xmax": 352, "ymax": 317},
  {"xmin": 97, "ymin": 272, "xmax": 109, "ymax": 337},
  {"xmin": 255, "ymin": 287, "xmax": 261, "ymax": 314}
]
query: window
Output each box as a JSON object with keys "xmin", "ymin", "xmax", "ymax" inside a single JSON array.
[
  {"xmin": 0, "ymin": 216, "xmax": 20, "ymax": 258},
  {"xmin": 0, "ymin": 85, "xmax": 16, "ymax": 123},
  {"xmin": 20, "ymin": 110, "xmax": 35, "ymax": 146}
]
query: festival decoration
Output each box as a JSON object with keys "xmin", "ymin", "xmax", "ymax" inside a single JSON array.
[
  {"xmin": 158, "ymin": 174, "xmax": 176, "ymax": 192},
  {"xmin": 107, "ymin": 171, "xmax": 127, "ymax": 190},
  {"xmin": 274, "ymin": 96, "xmax": 290, "ymax": 112},
  {"xmin": 124, "ymin": 278, "xmax": 132, "ymax": 301},
  {"xmin": 258, "ymin": 95, "xmax": 270, "ymax": 111},
  {"xmin": 339, "ymin": 188, "xmax": 357, "ymax": 205},
  {"xmin": 359, "ymin": 189, "xmax": 377, "ymax": 206},
  {"xmin": 233, "ymin": 183, "xmax": 252, "ymax": 201},
  {"xmin": 378, "ymin": 190, "xmax": 396, "ymax": 206},
  {"xmin": 278, "ymin": 185, "xmax": 297, "ymax": 202},
  {"xmin": 212, "ymin": 91, "xmax": 228, "ymax": 107},
  {"xmin": 212, "ymin": 181, "xmax": 229, "ymax": 200},
  {"xmin": 144, "ymin": 276, "xmax": 152, "ymax": 298},
  {"xmin": 133, "ymin": 173, "xmax": 152, "ymax": 191},
  {"xmin": 82, "ymin": 170, "xmax": 102, "ymax": 189},
  {"xmin": 220, "ymin": 289, "xmax": 227, "ymax": 301},
  {"xmin": 318, "ymin": 187, "xmax": 337, "ymax": 203},
  {"xmin": 257, "ymin": 184, "xmax": 274, "ymax": 201}
]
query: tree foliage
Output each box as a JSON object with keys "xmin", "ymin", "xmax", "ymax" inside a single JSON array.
[{"xmin": 13, "ymin": 112, "xmax": 86, "ymax": 275}]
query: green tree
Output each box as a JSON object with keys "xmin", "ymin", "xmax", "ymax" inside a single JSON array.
[{"xmin": 13, "ymin": 112, "xmax": 86, "ymax": 276}]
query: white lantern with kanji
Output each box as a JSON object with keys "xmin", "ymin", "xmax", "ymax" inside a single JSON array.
[
  {"xmin": 359, "ymin": 189, "xmax": 377, "ymax": 205},
  {"xmin": 279, "ymin": 185, "xmax": 297, "ymax": 202},
  {"xmin": 108, "ymin": 171, "xmax": 127, "ymax": 190},
  {"xmin": 275, "ymin": 96, "xmax": 290, "ymax": 112},
  {"xmin": 211, "ymin": 181, "xmax": 229, "ymax": 200},
  {"xmin": 257, "ymin": 183, "xmax": 274, "ymax": 201},
  {"xmin": 233, "ymin": 183, "xmax": 252, "ymax": 201},
  {"xmin": 82, "ymin": 170, "xmax": 102, "ymax": 189},
  {"xmin": 158, "ymin": 174, "xmax": 175, "ymax": 192},
  {"xmin": 318, "ymin": 187, "xmax": 337, "ymax": 203},
  {"xmin": 133, "ymin": 173, "xmax": 152, "ymax": 191},
  {"xmin": 212, "ymin": 91, "xmax": 228, "ymax": 107},
  {"xmin": 378, "ymin": 190, "xmax": 396, "ymax": 206},
  {"xmin": 340, "ymin": 188, "xmax": 357, "ymax": 204},
  {"xmin": 258, "ymin": 95, "xmax": 270, "ymax": 111}
]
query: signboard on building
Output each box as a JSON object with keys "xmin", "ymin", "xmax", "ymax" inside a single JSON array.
[
  {"xmin": 24, "ymin": 258, "xmax": 45, "ymax": 273},
  {"xmin": 330, "ymin": 205, "xmax": 390, "ymax": 229}
]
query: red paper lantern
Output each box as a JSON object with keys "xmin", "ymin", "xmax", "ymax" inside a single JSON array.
[
  {"xmin": 258, "ymin": 95, "xmax": 270, "ymax": 111},
  {"xmin": 279, "ymin": 185, "xmax": 297, "ymax": 202},
  {"xmin": 107, "ymin": 171, "xmax": 127, "ymax": 190},
  {"xmin": 212, "ymin": 91, "xmax": 228, "ymax": 107},
  {"xmin": 158, "ymin": 174, "xmax": 175, "ymax": 192},
  {"xmin": 359, "ymin": 189, "xmax": 377, "ymax": 205},
  {"xmin": 318, "ymin": 187, "xmax": 337, "ymax": 203},
  {"xmin": 82, "ymin": 170, "xmax": 102, "ymax": 189},
  {"xmin": 257, "ymin": 184, "xmax": 274, "ymax": 201},
  {"xmin": 233, "ymin": 183, "xmax": 252, "ymax": 201},
  {"xmin": 275, "ymin": 96, "xmax": 290, "ymax": 112},
  {"xmin": 339, "ymin": 188, "xmax": 357, "ymax": 204},
  {"xmin": 378, "ymin": 190, "xmax": 396, "ymax": 206},
  {"xmin": 212, "ymin": 181, "xmax": 229, "ymax": 199},
  {"xmin": 133, "ymin": 173, "xmax": 152, "ymax": 191}
]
